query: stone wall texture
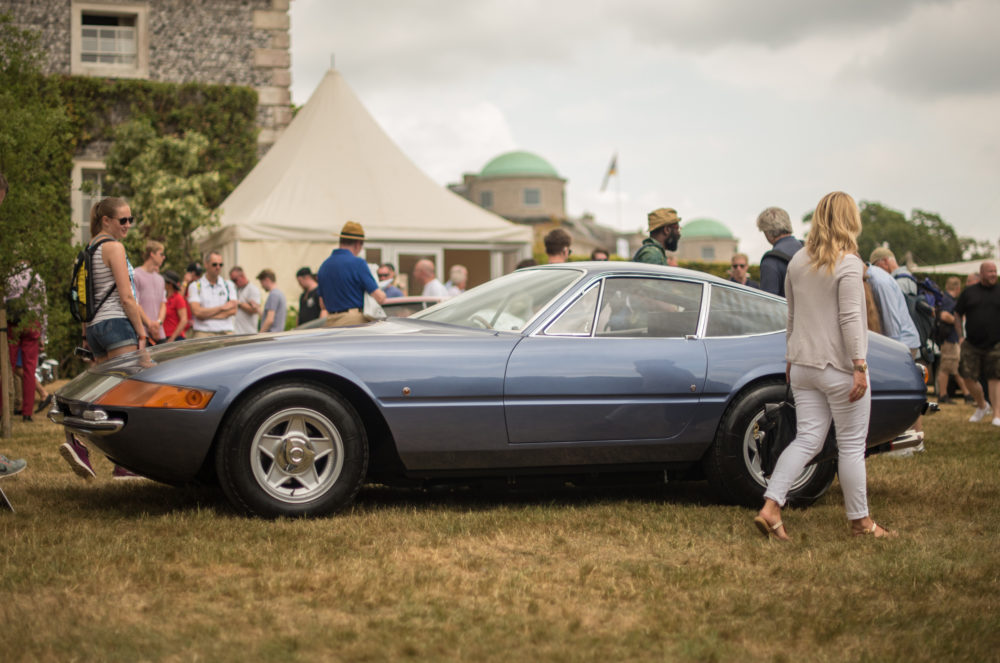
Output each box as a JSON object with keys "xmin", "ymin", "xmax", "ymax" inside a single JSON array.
[{"xmin": 5, "ymin": 0, "xmax": 293, "ymax": 154}]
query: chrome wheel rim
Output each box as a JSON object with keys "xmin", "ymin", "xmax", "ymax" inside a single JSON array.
[
  {"xmin": 250, "ymin": 407, "xmax": 345, "ymax": 504},
  {"xmin": 743, "ymin": 408, "xmax": 817, "ymax": 490}
]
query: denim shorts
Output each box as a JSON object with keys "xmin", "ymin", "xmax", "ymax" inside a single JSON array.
[{"xmin": 86, "ymin": 317, "xmax": 138, "ymax": 357}]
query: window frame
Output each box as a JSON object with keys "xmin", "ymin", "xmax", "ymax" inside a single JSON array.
[
  {"xmin": 71, "ymin": 2, "xmax": 150, "ymax": 79},
  {"xmin": 523, "ymin": 188, "xmax": 541, "ymax": 206}
]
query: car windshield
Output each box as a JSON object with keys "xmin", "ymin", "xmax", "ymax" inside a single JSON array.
[{"xmin": 412, "ymin": 267, "xmax": 583, "ymax": 331}]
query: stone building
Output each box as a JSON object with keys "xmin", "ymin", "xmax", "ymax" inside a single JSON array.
[
  {"xmin": 450, "ymin": 150, "xmax": 630, "ymax": 258},
  {"xmin": 674, "ymin": 218, "xmax": 739, "ymax": 263},
  {"xmin": 5, "ymin": 0, "xmax": 293, "ymax": 239}
]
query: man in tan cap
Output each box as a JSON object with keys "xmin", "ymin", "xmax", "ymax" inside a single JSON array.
[
  {"xmin": 633, "ymin": 208, "xmax": 681, "ymax": 265},
  {"xmin": 316, "ymin": 221, "xmax": 387, "ymax": 327}
]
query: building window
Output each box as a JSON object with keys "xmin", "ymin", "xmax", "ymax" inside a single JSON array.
[
  {"xmin": 523, "ymin": 188, "xmax": 541, "ymax": 206},
  {"xmin": 71, "ymin": 3, "xmax": 150, "ymax": 79},
  {"xmin": 81, "ymin": 14, "xmax": 137, "ymax": 66},
  {"xmin": 480, "ymin": 191, "xmax": 493, "ymax": 209},
  {"xmin": 700, "ymin": 246, "xmax": 716, "ymax": 261}
]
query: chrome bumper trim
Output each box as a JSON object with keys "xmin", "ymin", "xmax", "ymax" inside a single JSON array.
[{"xmin": 48, "ymin": 406, "xmax": 124, "ymax": 436}]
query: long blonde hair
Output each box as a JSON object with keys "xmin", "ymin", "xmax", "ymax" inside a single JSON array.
[{"xmin": 807, "ymin": 191, "xmax": 861, "ymax": 273}]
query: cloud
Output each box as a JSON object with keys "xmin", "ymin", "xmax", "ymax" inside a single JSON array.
[{"xmin": 847, "ymin": 0, "xmax": 1000, "ymax": 98}]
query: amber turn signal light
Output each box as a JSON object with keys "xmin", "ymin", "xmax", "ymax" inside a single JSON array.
[{"xmin": 95, "ymin": 380, "xmax": 214, "ymax": 409}]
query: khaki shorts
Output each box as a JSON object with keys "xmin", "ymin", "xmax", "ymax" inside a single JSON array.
[
  {"xmin": 939, "ymin": 341, "xmax": 960, "ymax": 375},
  {"xmin": 959, "ymin": 341, "xmax": 1000, "ymax": 382},
  {"xmin": 324, "ymin": 309, "xmax": 368, "ymax": 327}
]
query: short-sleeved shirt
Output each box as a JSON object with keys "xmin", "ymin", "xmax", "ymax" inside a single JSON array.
[
  {"xmin": 867, "ymin": 264, "xmax": 919, "ymax": 349},
  {"xmin": 316, "ymin": 248, "xmax": 379, "ymax": 313},
  {"xmin": 938, "ymin": 292, "xmax": 959, "ymax": 344},
  {"xmin": 422, "ymin": 278, "xmax": 450, "ymax": 298},
  {"xmin": 163, "ymin": 292, "xmax": 188, "ymax": 339},
  {"xmin": 133, "ymin": 267, "xmax": 166, "ymax": 339},
  {"xmin": 187, "ymin": 276, "xmax": 237, "ymax": 332},
  {"xmin": 234, "ymin": 282, "xmax": 261, "ymax": 334},
  {"xmin": 261, "ymin": 287, "xmax": 288, "ymax": 332},
  {"xmin": 955, "ymin": 282, "xmax": 1000, "ymax": 349},
  {"xmin": 298, "ymin": 287, "xmax": 322, "ymax": 324}
]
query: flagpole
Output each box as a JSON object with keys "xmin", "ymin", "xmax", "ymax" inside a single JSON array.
[{"xmin": 616, "ymin": 161, "xmax": 622, "ymax": 230}]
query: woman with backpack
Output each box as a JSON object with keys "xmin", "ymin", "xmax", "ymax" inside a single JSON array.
[{"xmin": 61, "ymin": 196, "xmax": 146, "ymax": 480}]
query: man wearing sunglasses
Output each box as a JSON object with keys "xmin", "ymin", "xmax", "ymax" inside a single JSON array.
[
  {"xmin": 187, "ymin": 251, "xmax": 237, "ymax": 337},
  {"xmin": 728, "ymin": 253, "xmax": 759, "ymax": 289},
  {"xmin": 377, "ymin": 263, "xmax": 404, "ymax": 298}
]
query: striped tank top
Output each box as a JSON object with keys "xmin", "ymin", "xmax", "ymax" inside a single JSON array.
[{"xmin": 89, "ymin": 239, "xmax": 135, "ymax": 325}]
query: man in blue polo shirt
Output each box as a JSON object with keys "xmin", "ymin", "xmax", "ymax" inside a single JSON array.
[{"xmin": 317, "ymin": 221, "xmax": 387, "ymax": 327}]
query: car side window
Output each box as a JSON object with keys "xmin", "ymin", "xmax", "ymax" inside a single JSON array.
[
  {"xmin": 544, "ymin": 285, "xmax": 599, "ymax": 336},
  {"xmin": 705, "ymin": 285, "xmax": 787, "ymax": 336},
  {"xmin": 594, "ymin": 277, "xmax": 703, "ymax": 338}
]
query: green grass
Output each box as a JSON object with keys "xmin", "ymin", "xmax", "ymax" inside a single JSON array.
[{"xmin": 1, "ymin": 400, "xmax": 998, "ymax": 662}]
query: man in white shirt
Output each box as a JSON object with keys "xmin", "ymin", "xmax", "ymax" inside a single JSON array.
[
  {"xmin": 187, "ymin": 251, "xmax": 237, "ymax": 337},
  {"xmin": 414, "ymin": 259, "xmax": 450, "ymax": 298},
  {"xmin": 229, "ymin": 266, "xmax": 261, "ymax": 334}
]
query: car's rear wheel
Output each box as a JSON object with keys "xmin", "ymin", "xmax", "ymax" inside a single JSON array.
[
  {"xmin": 703, "ymin": 381, "xmax": 836, "ymax": 508},
  {"xmin": 215, "ymin": 381, "xmax": 368, "ymax": 518}
]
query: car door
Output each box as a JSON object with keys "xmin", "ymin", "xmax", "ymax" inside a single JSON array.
[{"xmin": 504, "ymin": 276, "xmax": 708, "ymax": 449}]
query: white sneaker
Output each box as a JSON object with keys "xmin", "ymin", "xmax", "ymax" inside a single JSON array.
[
  {"xmin": 992, "ymin": 417, "xmax": 1000, "ymax": 427},
  {"xmin": 969, "ymin": 406, "xmax": 991, "ymax": 423}
]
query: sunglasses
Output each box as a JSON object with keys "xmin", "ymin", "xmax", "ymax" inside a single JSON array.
[
  {"xmin": 732, "ymin": 263, "xmax": 747, "ymax": 268},
  {"xmin": 377, "ymin": 272, "xmax": 391, "ymax": 278},
  {"xmin": 112, "ymin": 216, "xmax": 136, "ymax": 225}
]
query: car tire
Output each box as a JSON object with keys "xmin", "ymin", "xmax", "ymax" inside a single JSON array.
[
  {"xmin": 215, "ymin": 381, "xmax": 368, "ymax": 518},
  {"xmin": 703, "ymin": 381, "xmax": 836, "ymax": 509}
]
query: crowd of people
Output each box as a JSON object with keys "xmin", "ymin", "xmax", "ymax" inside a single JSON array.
[{"xmin": 2, "ymin": 183, "xmax": 997, "ymax": 526}]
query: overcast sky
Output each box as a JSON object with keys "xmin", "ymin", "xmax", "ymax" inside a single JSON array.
[{"xmin": 289, "ymin": 0, "xmax": 999, "ymax": 262}]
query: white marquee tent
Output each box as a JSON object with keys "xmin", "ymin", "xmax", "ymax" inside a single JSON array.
[{"xmin": 201, "ymin": 69, "xmax": 531, "ymax": 296}]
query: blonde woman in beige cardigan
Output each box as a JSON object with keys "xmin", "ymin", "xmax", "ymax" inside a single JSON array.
[{"xmin": 754, "ymin": 191, "xmax": 895, "ymax": 540}]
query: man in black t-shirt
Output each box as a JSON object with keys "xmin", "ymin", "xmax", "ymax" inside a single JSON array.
[
  {"xmin": 954, "ymin": 260, "xmax": 1000, "ymax": 426},
  {"xmin": 295, "ymin": 267, "xmax": 323, "ymax": 325}
]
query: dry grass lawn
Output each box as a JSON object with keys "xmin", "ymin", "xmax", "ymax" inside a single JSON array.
[{"xmin": 1, "ymin": 397, "xmax": 998, "ymax": 662}]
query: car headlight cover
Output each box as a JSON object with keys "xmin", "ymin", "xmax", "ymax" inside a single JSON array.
[{"xmin": 95, "ymin": 379, "xmax": 215, "ymax": 409}]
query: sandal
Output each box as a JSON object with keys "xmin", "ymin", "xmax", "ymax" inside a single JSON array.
[
  {"xmin": 753, "ymin": 515, "xmax": 788, "ymax": 540},
  {"xmin": 852, "ymin": 522, "xmax": 897, "ymax": 538}
]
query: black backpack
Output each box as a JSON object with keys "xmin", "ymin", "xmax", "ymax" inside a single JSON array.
[
  {"xmin": 894, "ymin": 273, "xmax": 937, "ymax": 364},
  {"xmin": 68, "ymin": 238, "xmax": 117, "ymax": 323}
]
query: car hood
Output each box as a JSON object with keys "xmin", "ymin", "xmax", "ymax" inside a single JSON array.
[{"xmin": 83, "ymin": 318, "xmax": 497, "ymax": 379}]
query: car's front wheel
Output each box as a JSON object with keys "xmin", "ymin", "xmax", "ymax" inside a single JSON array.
[
  {"xmin": 215, "ymin": 381, "xmax": 368, "ymax": 518},
  {"xmin": 703, "ymin": 381, "xmax": 836, "ymax": 508}
]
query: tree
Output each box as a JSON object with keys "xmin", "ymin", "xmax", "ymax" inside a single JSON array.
[
  {"xmin": 103, "ymin": 119, "xmax": 221, "ymax": 270},
  {"xmin": 0, "ymin": 15, "xmax": 75, "ymax": 437},
  {"xmin": 858, "ymin": 201, "xmax": 963, "ymax": 266}
]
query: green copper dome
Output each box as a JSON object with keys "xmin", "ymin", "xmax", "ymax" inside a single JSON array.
[
  {"xmin": 682, "ymin": 218, "xmax": 734, "ymax": 239},
  {"xmin": 480, "ymin": 151, "xmax": 559, "ymax": 178}
]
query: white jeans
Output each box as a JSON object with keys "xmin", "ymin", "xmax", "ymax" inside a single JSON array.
[{"xmin": 763, "ymin": 364, "xmax": 872, "ymax": 520}]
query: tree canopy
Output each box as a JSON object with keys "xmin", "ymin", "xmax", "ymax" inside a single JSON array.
[
  {"xmin": 104, "ymin": 119, "xmax": 221, "ymax": 270},
  {"xmin": 0, "ymin": 15, "xmax": 76, "ymax": 435},
  {"xmin": 857, "ymin": 202, "xmax": 963, "ymax": 265}
]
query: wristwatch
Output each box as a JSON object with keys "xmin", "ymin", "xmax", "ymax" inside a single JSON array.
[{"xmin": 853, "ymin": 362, "xmax": 868, "ymax": 373}]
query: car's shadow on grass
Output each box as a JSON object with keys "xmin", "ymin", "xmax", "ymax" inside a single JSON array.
[{"xmin": 35, "ymin": 476, "xmax": 724, "ymax": 519}]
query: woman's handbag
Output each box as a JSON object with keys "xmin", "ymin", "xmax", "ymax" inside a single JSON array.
[{"xmin": 757, "ymin": 385, "xmax": 796, "ymax": 478}]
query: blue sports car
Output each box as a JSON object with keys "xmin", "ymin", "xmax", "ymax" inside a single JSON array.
[{"xmin": 51, "ymin": 263, "xmax": 928, "ymax": 517}]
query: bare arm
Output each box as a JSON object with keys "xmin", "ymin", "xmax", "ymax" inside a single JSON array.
[
  {"xmin": 261, "ymin": 309, "xmax": 275, "ymax": 332},
  {"xmin": 167, "ymin": 305, "xmax": 188, "ymax": 342},
  {"xmin": 103, "ymin": 242, "xmax": 146, "ymax": 348}
]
